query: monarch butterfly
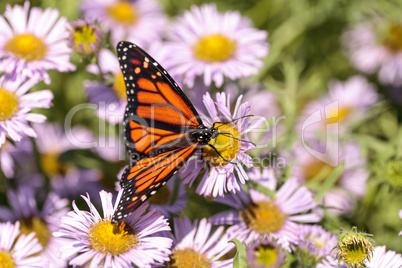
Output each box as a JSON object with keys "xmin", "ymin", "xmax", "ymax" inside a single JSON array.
[{"xmin": 112, "ymin": 41, "xmax": 231, "ymax": 223}]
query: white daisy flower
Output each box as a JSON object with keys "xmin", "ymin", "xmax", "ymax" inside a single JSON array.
[
  {"xmin": 0, "ymin": 1, "xmax": 75, "ymax": 84},
  {"xmin": 0, "ymin": 221, "xmax": 44, "ymax": 267},
  {"xmin": 165, "ymin": 3, "xmax": 268, "ymax": 87},
  {"xmin": 0, "ymin": 75, "xmax": 53, "ymax": 147}
]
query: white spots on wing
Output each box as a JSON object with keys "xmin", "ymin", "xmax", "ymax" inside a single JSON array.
[
  {"xmin": 129, "ymin": 76, "xmax": 133, "ymax": 80},
  {"xmin": 124, "ymin": 64, "xmax": 127, "ymax": 68},
  {"xmin": 153, "ymin": 62, "xmax": 158, "ymax": 66},
  {"xmin": 162, "ymin": 181, "xmax": 166, "ymax": 186},
  {"xmin": 150, "ymin": 190, "xmax": 157, "ymax": 195},
  {"xmin": 145, "ymin": 57, "xmax": 149, "ymax": 62},
  {"xmin": 123, "ymin": 47, "xmax": 128, "ymax": 52},
  {"xmin": 130, "ymin": 89, "xmax": 134, "ymax": 94},
  {"xmin": 122, "ymin": 55, "xmax": 127, "ymax": 60},
  {"xmin": 163, "ymin": 70, "xmax": 167, "ymax": 74},
  {"xmin": 141, "ymin": 195, "xmax": 147, "ymax": 201},
  {"xmin": 129, "ymin": 44, "xmax": 133, "ymax": 48}
]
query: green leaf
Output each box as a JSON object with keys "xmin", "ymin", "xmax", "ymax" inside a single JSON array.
[
  {"xmin": 230, "ymin": 238, "xmax": 248, "ymax": 268},
  {"xmin": 314, "ymin": 162, "xmax": 345, "ymax": 202}
]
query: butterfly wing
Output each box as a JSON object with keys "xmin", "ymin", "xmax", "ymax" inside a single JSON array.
[
  {"xmin": 117, "ymin": 41, "xmax": 203, "ymax": 158},
  {"xmin": 112, "ymin": 144, "xmax": 198, "ymax": 223},
  {"xmin": 112, "ymin": 41, "xmax": 204, "ymax": 223}
]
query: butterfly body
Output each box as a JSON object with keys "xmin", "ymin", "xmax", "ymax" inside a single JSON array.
[{"xmin": 111, "ymin": 41, "xmax": 221, "ymax": 223}]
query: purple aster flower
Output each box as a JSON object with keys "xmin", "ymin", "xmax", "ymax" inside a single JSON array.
[
  {"xmin": 0, "ymin": 141, "xmax": 16, "ymax": 177},
  {"xmin": 246, "ymin": 238, "xmax": 286, "ymax": 268},
  {"xmin": 54, "ymin": 190, "xmax": 172, "ymax": 268},
  {"xmin": 0, "ymin": 186, "xmax": 69, "ymax": 267},
  {"xmin": 291, "ymin": 142, "xmax": 369, "ymax": 215},
  {"xmin": 0, "ymin": 1, "xmax": 75, "ymax": 84},
  {"xmin": 179, "ymin": 92, "xmax": 261, "ymax": 197},
  {"xmin": 212, "ymin": 171, "xmax": 321, "ymax": 249},
  {"xmin": 32, "ymin": 123, "xmax": 102, "ymax": 199},
  {"xmin": 81, "ymin": 0, "xmax": 167, "ymax": 46},
  {"xmin": 68, "ymin": 19, "xmax": 102, "ymax": 56},
  {"xmin": 298, "ymin": 75, "xmax": 378, "ymax": 139},
  {"xmin": 318, "ymin": 246, "xmax": 402, "ymax": 268},
  {"xmin": 0, "ymin": 221, "xmax": 44, "ymax": 267},
  {"xmin": 294, "ymin": 225, "xmax": 338, "ymax": 267},
  {"xmin": 343, "ymin": 22, "xmax": 402, "ymax": 86},
  {"xmin": 0, "ymin": 75, "xmax": 53, "ymax": 147},
  {"xmin": 165, "ymin": 4, "xmax": 268, "ymax": 87},
  {"xmin": 168, "ymin": 217, "xmax": 237, "ymax": 267}
]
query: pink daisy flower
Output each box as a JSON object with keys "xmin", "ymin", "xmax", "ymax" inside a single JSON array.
[
  {"xmin": 0, "ymin": 1, "xmax": 75, "ymax": 84},
  {"xmin": 180, "ymin": 92, "xmax": 263, "ymax": 197},
  {"xmin": 0, "ymin": 75, "xmax": 53, "ymax": 147},
  {"xmin": 165, "ymin": 4, "xmax": 268, "ymax": 87},
  {"xmin": 168, "ymin": 217, "xmax": 238, "ymax": 267},
  {"xmin": 298, "ymin": 75, "xmax": 378, "ymax": 140},
  {"xmin": 212, "ymin": 170, "xmax": 321, "ymax": 249},
  {"xmin": 343, "ymin": 22, "xmax": 402, "ymax": 86},
  {"xmin": 0, "ymin": 186, "xmax": 70, "ymax": 267},
  {"xmin": 54, "ymin": 190, "xmax": 172, "ymax": 268},
  {"xmin": 81, "ymin": 0, "xmax": 166, "ymax": 46},
  {"xmin": 291, "ymin": 142, "xmax": 369, "ymax": 215}
]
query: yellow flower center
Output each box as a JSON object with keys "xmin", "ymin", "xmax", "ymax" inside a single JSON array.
[
  {"xmin": 254, "ymin": 244, "xmax": 278, "ymax": 267},
  {"xmin": 303, "ymin": 159, "xmax": 335, "ymax": 182},
  {"xmin": 383, "ymin": 24, "xmax": 402, "ymax": 52},
  {"xmin": 241, "ymin": 201, "xmax": 285, "ymax": 234},
  {"xmin": 19, "ymin": 217, "xmax": 51, "ymax": 248},
  {"xmin": 72, "ymin": 25, "xmax": 98, "ymax": 54},
  {"xmin": 4, "ymin": 33, "xmax": 47, "ymax": 61},
  {"xmin": 0, "ymin": 88, "xmax": 19, "ymax": 121},
  {"xmin": 203, "ymin": 123, "xmax": 240, "ymax": 167},
  {"xmin": 112, "ymin": 72, "xmax": 127, "ymax": 100},
  {"xmin": 170, "ymin": 248, "xmax": 210, "ymax": 268},
  {"xmin": 325, "ymin": 106, "xmax": 352, "ymax": 124},
  {"xmin": 89, "ymin": 220, "xmax": 138, "ymax": 255},
  {"xmin": 40, "ymin": 152, "xmax": 70, "ymax": 177},
  {"xmin": 0, "ymin": 251, "xmax": 15, "ymax": 268},
  {"xmin": 193, "ymin": 34, "xmax": 237, "ymax": 62},
  {"xmin": 342, "ymin": 239, "xmax": 369, "ymax": 265},
  {"xmin": 148, "ymin": 184, "xmax": 170, "ymax": 205},
  {"xmin": 107, "ymin": 2, "xmax": 138, "ymax": 25}
]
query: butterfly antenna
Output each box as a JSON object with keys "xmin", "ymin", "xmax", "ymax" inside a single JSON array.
[
  {"xmin": 206, "ymin": 144, "xmax": 236, "ymax": 165},
  {"xmin": 212, "ymin": 115, "xmax": 254, "ymax": 128},
  {"xmin": 218, "ymin": 132, "xmax": 256, "ymax": 146}
]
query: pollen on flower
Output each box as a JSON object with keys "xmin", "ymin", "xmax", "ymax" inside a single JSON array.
[
  {"xmin": 241, "ymin": 201, "xmax": 285, "ymax": 234},
  {"xmin": 19, "ymin": 217, "xmax": 51, "ymax": 248},
  {"xmin": 170, "ymin": 248, "xmax": 210, "ymax": 268},
  {"xmin": 89, "ymin": 219, "xmax": 138, "ymax": 255},
  {"xmin": 0, "ymin": 251, "xmax": 15, "ymax": 267},
  {"xmin": 325, "ymin": 106, "xmax": 353, "ymax": 124},
  {"xmin": 148, "ymin": 185, "xmax": 170, "ymax": 205},
  {"xmin": 254, "ymin": 244, "xmax": 278, "ymax": 267},
  {"xmin": 203, "ymin": 123, "xmax": 240, "ymax": 167},
  {"xmin": 107, "ymin": 2, "xmax": 138, "ymax": 25},
  {"xmin": 113, "ymin": 72, "xmax": 128, "ymax": 100},
  {"xmin": 5, "ymin": 33, "xmax": 48, "ymax": 61},
  {"xmin": 193, "ymin": 34, "xmax": 237, "ymax": 62},
  {"xmin": 0, "ymin": 88, "xmax": 19, "ymax": 121},
  {"xmin": 382, "ymin": 24, "xmax": 402, "ymax": 52}
]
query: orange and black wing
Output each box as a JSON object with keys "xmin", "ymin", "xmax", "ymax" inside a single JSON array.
[
  {"xmin": 112, "ymin": 144, "xmax": 198, "ymax": 223},
  {"xmin": 117, "ymin": 41, "xmax": 203, "ymax": 158}
]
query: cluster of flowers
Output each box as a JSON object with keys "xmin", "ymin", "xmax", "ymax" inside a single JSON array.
[{"xmin": 0, "ymin": 0, "xmax": 401, "ymax": 267}]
